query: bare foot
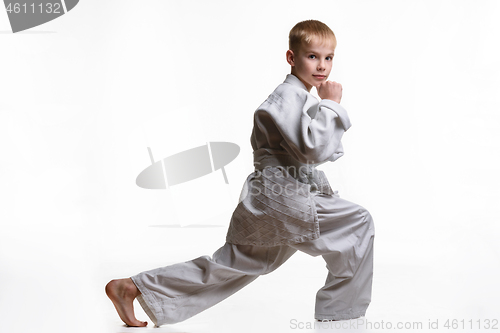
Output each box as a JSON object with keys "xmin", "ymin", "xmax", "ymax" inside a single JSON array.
[{"xmin": 106, "ymin": 278, "xmax": 148, "ymax": 327}]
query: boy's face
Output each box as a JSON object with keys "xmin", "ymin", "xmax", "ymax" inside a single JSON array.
[{"xmin": 286, "ymin": 37, "xmax": 335, "ymax": 92}]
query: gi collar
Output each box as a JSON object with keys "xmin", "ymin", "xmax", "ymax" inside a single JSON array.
[{"xmin": 284, "ymin": 74, "xmax": 308, "ymax": 91}]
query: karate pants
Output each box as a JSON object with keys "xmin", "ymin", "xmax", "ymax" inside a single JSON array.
[{"xmin": 131, "ymin": 192, "xmax": 375, "ymax": 325}]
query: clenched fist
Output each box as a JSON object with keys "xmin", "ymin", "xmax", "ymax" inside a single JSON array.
[{"xmin": 317, "ymin": 81, "xmax": 342, "ymax": 104}]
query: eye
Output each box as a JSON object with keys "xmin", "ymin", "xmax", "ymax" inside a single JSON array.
[
  {"xmin": 308, "ymin": 54, "xmax": 316, "ymax": 59},
  {"xmin": 326, "ymin": 56, "xmax": 332, "ymax": 61}
]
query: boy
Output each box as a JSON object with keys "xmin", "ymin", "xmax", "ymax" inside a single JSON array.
[{"xmin": 106, "ymin": 19, "xmax": 374, "ymax": 327}]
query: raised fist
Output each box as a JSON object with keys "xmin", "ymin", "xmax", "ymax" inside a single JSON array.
[{"xmin": 317, "ymin": 81, "xmax": 342, "ymax": 104}]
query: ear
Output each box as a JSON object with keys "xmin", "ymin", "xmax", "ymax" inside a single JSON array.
[{"xmin": 286, "ymin": 50, "xmax": 295, "ymax": 66}]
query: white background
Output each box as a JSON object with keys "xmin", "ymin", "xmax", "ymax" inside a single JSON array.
[{"xmin": 1, "ymin": 1, "xmax": 499, "ymax": 332}]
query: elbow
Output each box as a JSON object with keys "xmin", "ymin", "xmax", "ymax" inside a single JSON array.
[{"xmin": 296, "ymin": 147, "xmax": 331, "ymax": 165}]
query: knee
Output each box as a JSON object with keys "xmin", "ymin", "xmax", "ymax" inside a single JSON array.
[{"xmin": 357, "ymin": 206, "xmax": 375, "ymax": 234}]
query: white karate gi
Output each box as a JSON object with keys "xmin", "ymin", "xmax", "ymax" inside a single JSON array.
[{"xmin": 131, "ymin": 74, "xmax": 375, "ymax": 325}]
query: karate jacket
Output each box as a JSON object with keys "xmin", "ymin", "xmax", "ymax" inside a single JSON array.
[{"xmin": 225, "ymin": 74, "xmax": 352, "ymax": 246}]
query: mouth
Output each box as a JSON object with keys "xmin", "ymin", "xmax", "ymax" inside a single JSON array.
[{"xmin": 313, "ymin": 75, "xmax": 326, "ymax": 80}]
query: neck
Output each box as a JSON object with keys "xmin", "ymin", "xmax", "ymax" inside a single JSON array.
[{"xmin": 290, "ymin": 70, "xmax": 312, "ymax": 92}]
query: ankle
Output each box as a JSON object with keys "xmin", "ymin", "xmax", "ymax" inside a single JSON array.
[{"xmin": 124, "ymin": 278, "xmax": 141, "ymax": 298}]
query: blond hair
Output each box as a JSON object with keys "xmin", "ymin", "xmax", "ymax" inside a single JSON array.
[{"xmin": 289, "ymin": 20, "xmax": 337, "ymax": 53}]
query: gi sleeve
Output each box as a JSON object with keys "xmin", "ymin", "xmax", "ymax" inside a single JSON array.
[
  {"xmin": 252, "ymin": 89, "xmax": 353, "ymax": 165},
  {"xmin": 277, "ymin": 94, "xmax": 352, "ymax": 164}
]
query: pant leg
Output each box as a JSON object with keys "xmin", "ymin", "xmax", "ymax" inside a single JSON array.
[
  {"xmin": 131, "ymin": 242, "xmax": 296, "ymax": 326},
  {"xmin": 291, "ymin": 192, "xmax": 375, "ymax": 321}
]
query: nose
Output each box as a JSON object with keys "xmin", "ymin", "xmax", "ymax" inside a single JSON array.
[{"xmin": 317, "ymin": 60, "xmax": 325, "ymax": 71}]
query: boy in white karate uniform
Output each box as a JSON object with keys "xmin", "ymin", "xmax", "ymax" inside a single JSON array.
[{"xmin": 106, "ymin": 19, "xmax": 375, "ymax": 327}]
